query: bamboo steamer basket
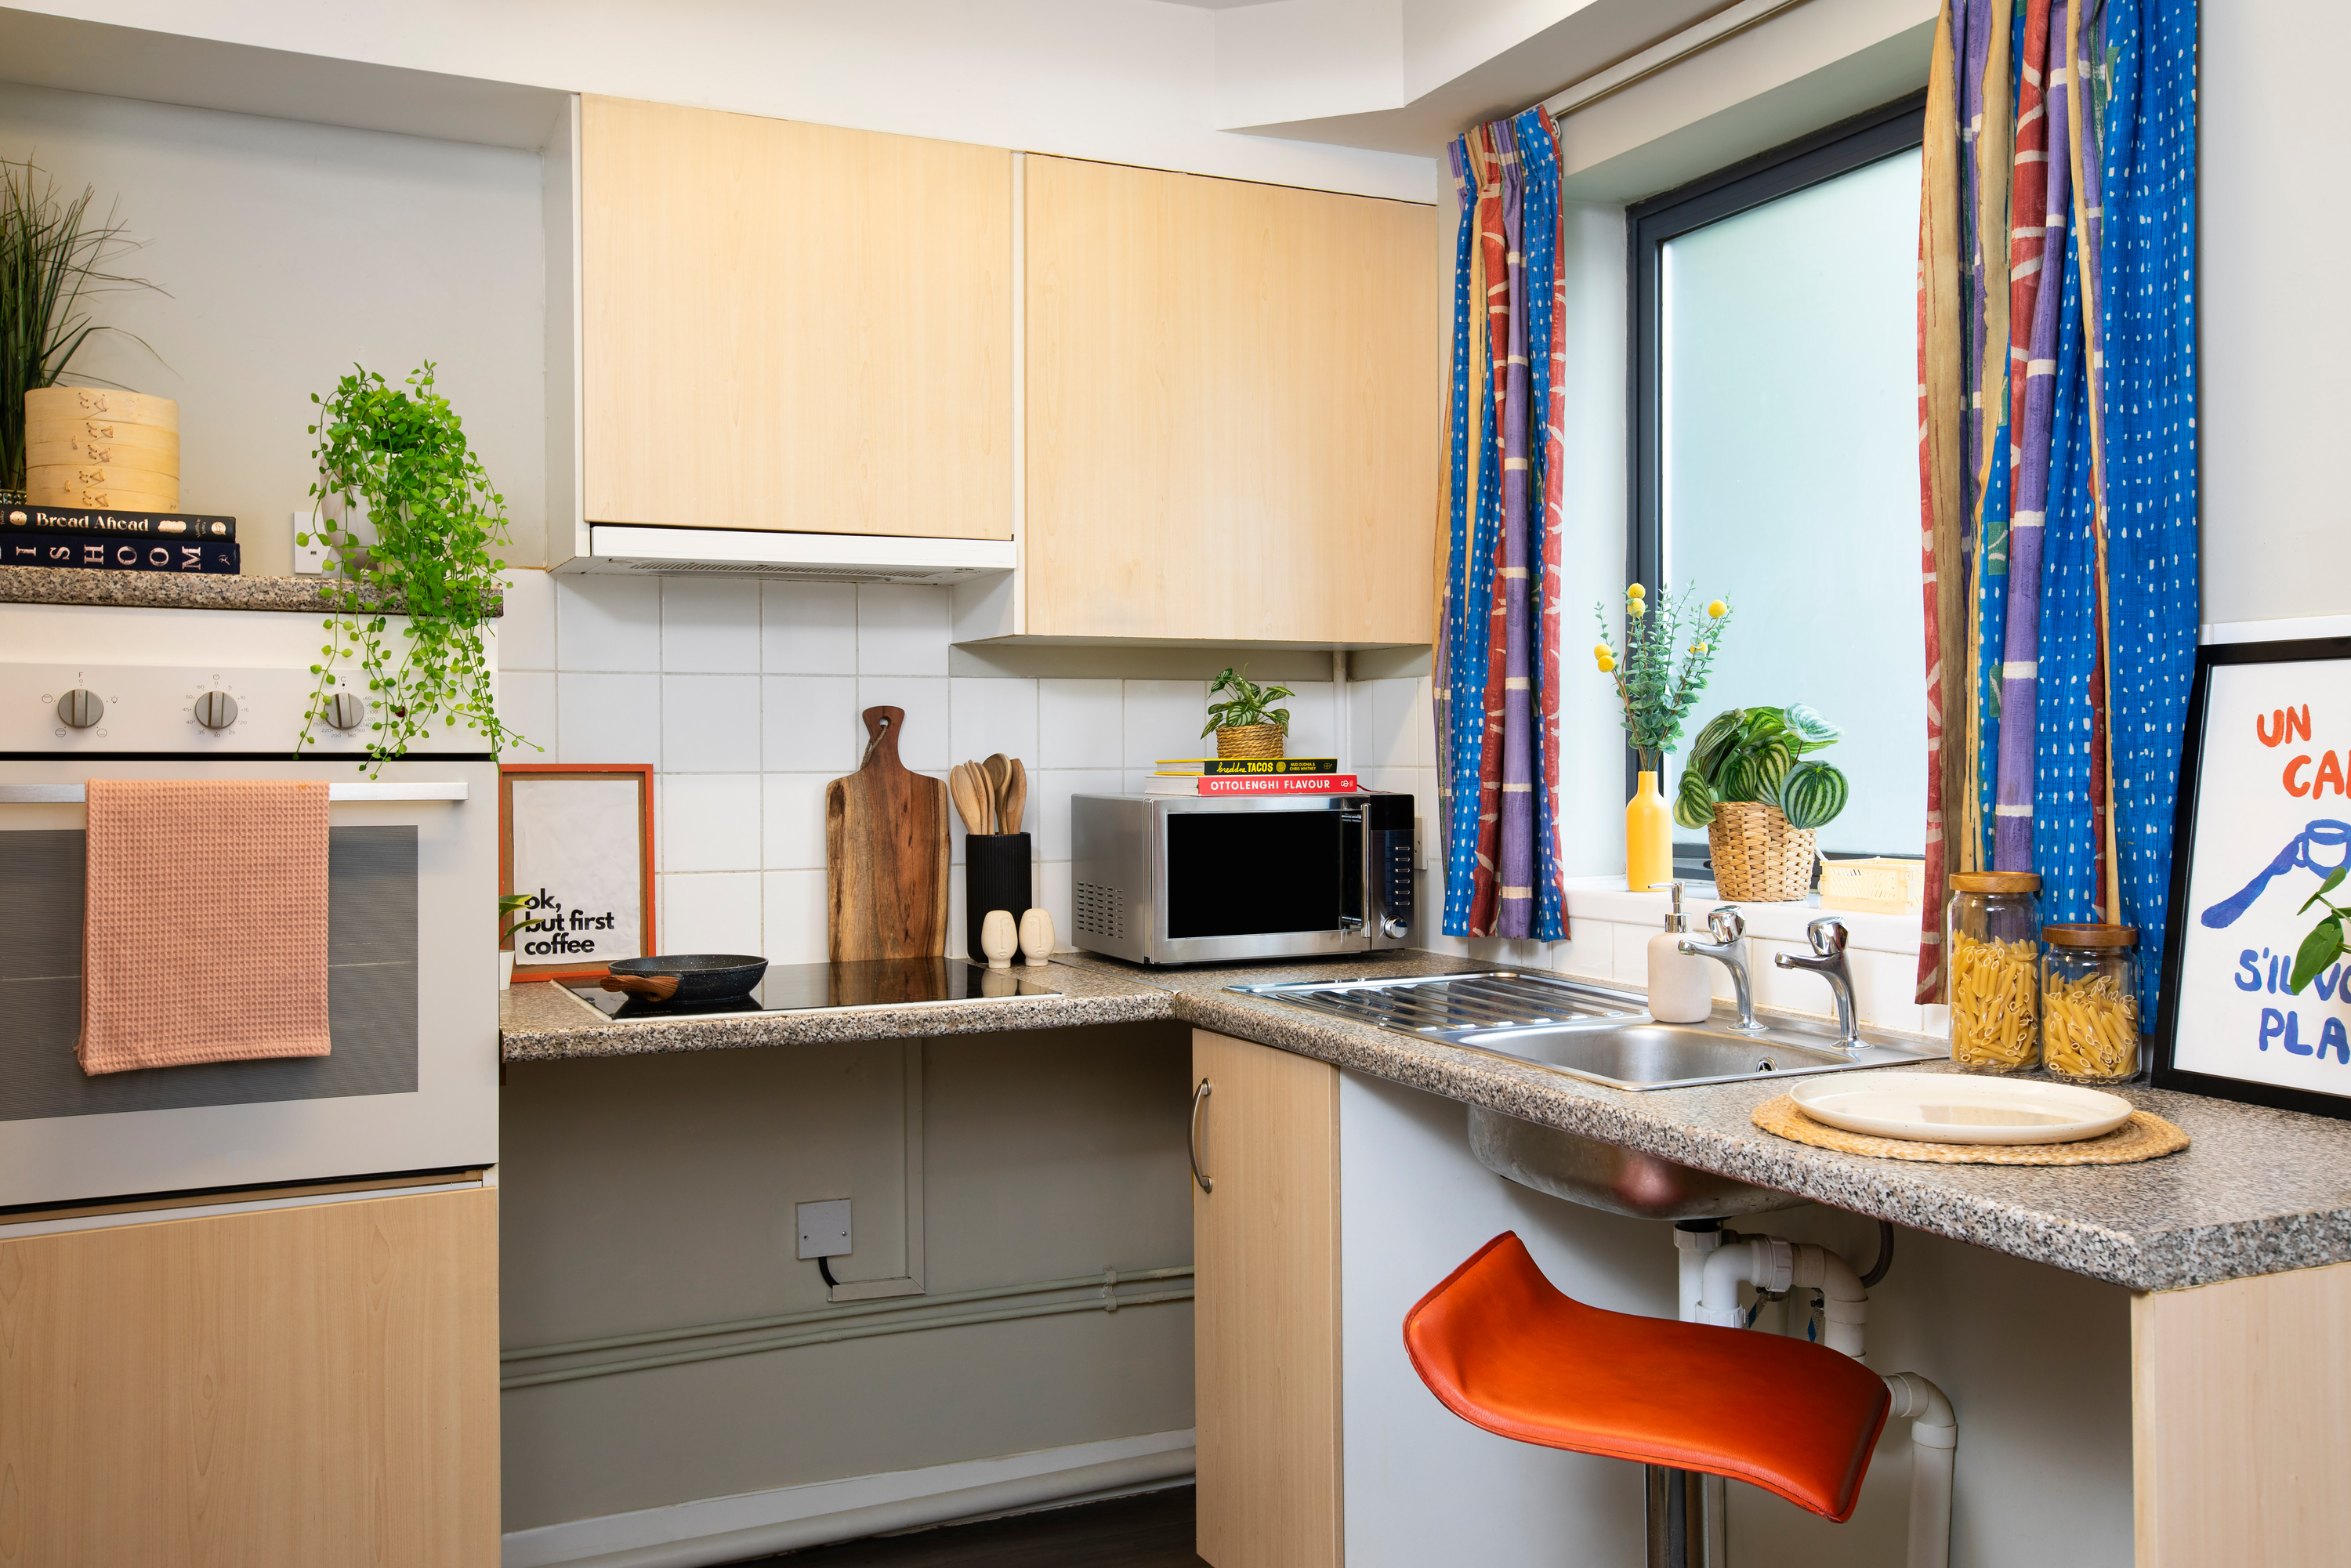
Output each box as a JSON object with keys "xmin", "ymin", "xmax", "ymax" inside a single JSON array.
[
  {"xmin": 25, "ymin": 420, "xmax": 179, "ymax": 458},
  {"xmin": 23, "ymin": 387, "xmax": 177, "ymax": 431},
  {"xmin": 1215, "ymin": 723, "xmax": 1285, "ymax": 759},
  {"xmin": 22, "ymin": 388, "xmax": 179, "ymax": 511},
  {"xmin": 1706, "ymin": 799, "xmax": 1817, "ymax": 902}
]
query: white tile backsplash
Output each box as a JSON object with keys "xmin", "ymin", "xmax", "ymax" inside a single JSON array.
[
  {"xmin": 763, "ymin": 581, "xmax": 858, "ymax": 674},
  {"xmin": 661, "ymin": 578, "xmax": 762, "ymax": 673},
  {"xmin": 556, "ymin": 672, "xmax": 661, "ymax": 765},
  {"xmin": 555, "ymin": 574, "xmax": 661, "ymax": 672},
  {"xmin": 1281, "ymin": 680, "xmax": 1338, "ymax": 760},
  {"xmin": 661, "ymin": 773, "xmax": 761, "ymax": 872},
  {"xmin": 496, "ymin": 670, "xmax": 557, "ymax": 762},
  {"xmin": 1121, "ymin": 679, "xmax": 1207, "ymax": 770},
  {"xmin": 762, "ymin": 868, "xmax": 828, "ymax": 968},
  {"xmin": 661, "ymin": 871, "xmax": 763, "ymax": 955},
  {"xmin": 1034, "ymin": 769, "xmax": 1123, "ymax": 861},
  {"xmin": 762, "ymin": 773, "xmax": 831, "ymax": 871},
  {"xmin": 949, "ymin": 677, "xmax": 1039, "ymax": 771},
  {"xmin": 1038, "ymin": 679, "xmax": 1124, "ymax": 770},
  {"xmin": 662, "ymin": 675, "xmax": 763, "ymax": 773},
  {"xmin": 763, "ymin": 675, "xmax": 860, "ymax": 773},
  {"xmin": 856, "ymin": 583, "xmax": 951, "ymax": 676}
]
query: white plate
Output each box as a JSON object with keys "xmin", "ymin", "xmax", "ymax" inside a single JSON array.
[{"xmin": 1788, "ymin": 1072, "xmax": 2135, "ymax": 1146}]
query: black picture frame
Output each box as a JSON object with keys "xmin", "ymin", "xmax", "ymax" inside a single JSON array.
[{"xmin": 2152, "ymin": 635, "xmax": 2351, "ymax": 1120}]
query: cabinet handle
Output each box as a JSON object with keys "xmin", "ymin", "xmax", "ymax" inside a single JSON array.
[{"xmin": 1189, "ymin": 1078, "xmax": 1213, "ymax": 1194}]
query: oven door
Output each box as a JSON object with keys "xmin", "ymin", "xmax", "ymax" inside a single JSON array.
[
  {"xmin": 1149, "ymin": 795, "xmax": 1368, "ymax": 964},
  {"xmin": 0, "ymin": 755, "xmax": 498, "ymax": 1208}
]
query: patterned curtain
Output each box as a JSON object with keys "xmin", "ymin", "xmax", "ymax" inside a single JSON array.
[
  {"xmin": 1915, "ymin": 0, "xmax": 2198, "ymax": 1016},
  {"xmin": 1435, "ymin": 111, "xmax": 1568, "ymax": 940}
]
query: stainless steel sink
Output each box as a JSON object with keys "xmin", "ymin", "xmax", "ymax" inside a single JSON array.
[
  {"xmin": 1233, "ymin": 970, "xmax": 1942, "ymax": 1091},
  {"xmin": 1469, "ymin": 1106, "xmax": 1806, "ymax": 1220}
]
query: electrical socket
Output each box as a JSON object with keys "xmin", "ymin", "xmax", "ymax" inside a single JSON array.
[
  {"xmin": 797, "ymin": 1198, "xmax": 851, "ymax": 1260},
  {"xmin": 292, "ymin": 510, "xmax": 327, "ymax": 575}
]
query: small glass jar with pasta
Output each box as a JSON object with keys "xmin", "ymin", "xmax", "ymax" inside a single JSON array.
[
  {"xmin": 2041, "ymin": 925, "xmax": 2142, "ymax": 1083},
  {"xmin": 1946, "ymin": 871, "xmax": 2043, "ymax": 1073}
]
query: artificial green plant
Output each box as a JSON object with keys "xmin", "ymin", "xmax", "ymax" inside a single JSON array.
[
  {"xmin": 297, "ymin": 363, "xmax": 531, "ymax": 772},
  {"xmin": 1201, "ymin": 666, "xmax": 1296, "ymax": 737},
  {"xmin": 1672, "ymin": 704, "xmax": 1852, "ymax": 831},
  {"xmin": 1592, "ymin": 582, "xmax": 1733, "ymax": 773}
]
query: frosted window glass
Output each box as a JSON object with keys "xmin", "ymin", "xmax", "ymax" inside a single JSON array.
[{"xmin": 1662, "ymin": 148, "xmax": 1924, "ymax": 856}]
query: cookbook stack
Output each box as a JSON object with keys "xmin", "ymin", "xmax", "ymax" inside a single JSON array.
[
  {"xmin": 2, "ymin": 502, "xmax": 240, "ymax": 575},
  {"xmin": 1145, "ymin": 756, "xmax": 1358, "ymax": 796}
]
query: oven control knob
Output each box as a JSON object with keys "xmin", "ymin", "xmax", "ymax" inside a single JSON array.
[
  {"xmin": 56, "ymin": 689, "xmax": 103, "ymax": 728},
  {"xmin": 193, "ymin": 690, "xmax": 239, "ymax": 730},
  {"xmin": 324, "ymin": 692, "xmax": 368, "ymax": 730}
]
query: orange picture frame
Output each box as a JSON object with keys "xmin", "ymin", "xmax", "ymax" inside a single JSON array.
[{"xmin": 499, "ymin": 762, "xmax": 657, "ymax": 983}]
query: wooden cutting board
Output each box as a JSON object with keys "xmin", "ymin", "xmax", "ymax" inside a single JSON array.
[{"xmin": 825, "ymin": 705, "xmax": 950, "ymax": 961}]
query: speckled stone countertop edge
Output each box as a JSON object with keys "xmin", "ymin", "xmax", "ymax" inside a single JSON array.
[
  {"xmin": 0, "ymin": 566, "xmax": 502, "ymax": 616},
  {"xmin": 499, "ymin": 954, "xmax": 2351, "ymax": 1292}
]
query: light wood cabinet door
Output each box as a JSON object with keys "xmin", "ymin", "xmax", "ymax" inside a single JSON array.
[
  {"xmin": 0, "ymin": 1187, "xmax": 499, "ymax": 1568},
  {"xmin": 581, "ymin": 95, "xmax": 1012, "ymax": 539},
  {"xmin": 1191, "ymin": 1029, "xmax": 1341, "ymax": 1568},
  {"xmin": 1027, "ymin": 157, "xmax": 1440, "ymax": 645}
]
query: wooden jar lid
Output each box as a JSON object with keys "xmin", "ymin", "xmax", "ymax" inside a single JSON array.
[
  {"xmin": 2044, "ymin": 923, "xmax": 2137, "ymax": 948},
  {"xmin": 1949, "ymin": 871, "xmax": 2041, "ymax": 893},
  {"xmin": 22, "ymin": 386, "xmax": 178, "ymax": 431}
]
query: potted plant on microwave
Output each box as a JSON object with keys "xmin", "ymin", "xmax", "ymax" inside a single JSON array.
[
  {"xmin": 1201, "ymin": 666, "xmax": 1296, "ymax": 759},
  {"xmin": 1671, "ymin": 703, "xmax": 1851, "ymax": 902},
  {"xmin": 296, "ymin": 362, "xmax": 534, "ymax": 773}
]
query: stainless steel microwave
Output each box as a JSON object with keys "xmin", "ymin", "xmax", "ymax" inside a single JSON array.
[{"xmin": 1069, "ymin": 792, "xmax": 1416, "ymax": 965}]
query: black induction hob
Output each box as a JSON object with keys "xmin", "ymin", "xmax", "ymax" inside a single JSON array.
[{"xmin": 567, "ymin": 958, "xmax": 1061, "ymax": 1020}]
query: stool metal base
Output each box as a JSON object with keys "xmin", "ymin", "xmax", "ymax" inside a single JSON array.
[{"xmin": 1644, "ymin": 1467, "xmax": 1726, "ymax": 1568}]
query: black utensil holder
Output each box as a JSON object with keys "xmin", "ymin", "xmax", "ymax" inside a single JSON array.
[{"xmin": 965, "ymin": 833, "xmax": 1033, "ymax": 962}]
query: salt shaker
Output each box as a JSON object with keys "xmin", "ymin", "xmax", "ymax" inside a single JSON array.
[
  {"xmin": 1019, "ymin": 908, "xmax": 1056, "ymax": 967},
  {"xmin": 980, "ymin": 909, "xmax": 1019, "ymax": 970}
]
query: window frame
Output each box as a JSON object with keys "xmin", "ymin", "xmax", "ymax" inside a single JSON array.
[{"xmin": 1624, "ymin": 91, "xmax": 1929, "ymax": 878}]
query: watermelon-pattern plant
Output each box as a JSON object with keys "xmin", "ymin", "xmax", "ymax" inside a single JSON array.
[{"xmin": 1673, "ymin": 704, "xmax": 1850, "ymax": 831}]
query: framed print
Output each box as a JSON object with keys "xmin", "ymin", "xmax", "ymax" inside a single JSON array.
[
  {"xmin": 2154, "ymin": 637, "xmax": 2351, "ymax": 1119},
  {"xmin": 499, "ymin": 763, "xmax": 657, "ymax": 983}
]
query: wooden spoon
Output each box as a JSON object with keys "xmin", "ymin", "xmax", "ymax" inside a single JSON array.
[
  {"xmin": 983, "ymin": 753, "xmax": 1012, "ymax": 835},
  {"xmin": 1002, "ymin": 758, "xmax": 1027, "ymax": 835},
  {"xmin": 947, "ymin": 763, "xmax": 987, "ymax": 836}
]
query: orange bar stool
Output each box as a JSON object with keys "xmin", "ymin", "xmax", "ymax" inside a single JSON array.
[{"xmin": 1404, "ymin": 1232, "xmax": 1892, "ymax": 1566}]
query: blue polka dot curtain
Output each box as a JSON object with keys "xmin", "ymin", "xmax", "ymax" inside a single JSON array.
[{"xmin": 1913, "ymin": 0, "xmax": 2198, "ymax": 1017}]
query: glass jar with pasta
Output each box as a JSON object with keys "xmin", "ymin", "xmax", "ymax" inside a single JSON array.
[
  {"xmin": 2041, "ymin": 925, "xmax": 2142, "ymax": 1083},
  {"xmin": 1946, "ymin": 871, "xmax": 2043, "ymax": 1072}
]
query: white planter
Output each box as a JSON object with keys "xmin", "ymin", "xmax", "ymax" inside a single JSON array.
[{"xmin": 501, "ymin": 950, "xmax": 515, "ymax": 990}]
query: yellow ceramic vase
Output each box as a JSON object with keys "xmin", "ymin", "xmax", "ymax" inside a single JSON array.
[{"xmin": 1626, "ymin": 770, "xmax": 1672, "ymax": 893}]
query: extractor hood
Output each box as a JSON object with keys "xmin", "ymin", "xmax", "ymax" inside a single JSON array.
[{"xmin": 563, "ymin": 525, "xmax": 1016, "ymax": 585}]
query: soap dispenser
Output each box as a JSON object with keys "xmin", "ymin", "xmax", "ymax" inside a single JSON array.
[{"xmin": 1646, "ymin": 882, "xmax": 1715, "ymax": 1023}]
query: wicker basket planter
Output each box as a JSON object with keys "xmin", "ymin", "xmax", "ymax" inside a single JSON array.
[
  {"xmin": 1707, "ymin": 800, "xmax": 1817, "ymax": 902},
  {"xmin": 1215, "ymin": 723, "xmax": 1284, "ymax": 759}
]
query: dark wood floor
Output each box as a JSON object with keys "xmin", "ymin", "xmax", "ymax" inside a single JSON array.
[{"xmin": 735, "ymin": 1487, "xmax": 1206, "ymax": 1567}]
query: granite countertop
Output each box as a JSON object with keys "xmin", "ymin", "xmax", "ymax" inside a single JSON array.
[
  {"xmin": 499, "ymin": 949, "xmax": 2351, "ymax": 1293},
  {"xmin": 498, "ymin": 961, "xmax": 1172, "ymax": 1060},
  {"xmin": 0, "ymin": 566, "xmax": 500, "ymax": 616}
]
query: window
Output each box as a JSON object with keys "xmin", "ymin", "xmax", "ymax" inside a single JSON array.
[{"xmin": 1629, "ymin": 96, "xmax": 1926, "ymax": 875}]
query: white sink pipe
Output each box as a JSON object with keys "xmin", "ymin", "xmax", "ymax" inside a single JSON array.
[{"xmin": 1675, "ymin": 1229, "xmax": 1954, "ymax": 1568}]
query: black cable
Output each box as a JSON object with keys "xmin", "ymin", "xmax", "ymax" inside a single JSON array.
[
  {"xmin": 1860, "ymin": 1219, "xmax": 1896, "ymax": 1288},
  {"xmin": 817, "ymin": 1255, "xmax": 839, "ymax": 1289}
]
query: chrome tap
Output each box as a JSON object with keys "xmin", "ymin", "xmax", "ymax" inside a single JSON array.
[
  {"xmin": 1679, "ymin": 907, "xmax": 1766, "ymax": 1033},
  {"xmin": 1774, "ymin": 917, "xmax": 1862, "ymax": 1049}
]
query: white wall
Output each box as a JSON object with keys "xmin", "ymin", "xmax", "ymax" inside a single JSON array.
[
  {"xmin": 0, "ymin": 80, "xmax": 548, "ymax": 574},
  {"xmin": 11, "ymin": 0, "xmax": 1436, "ymax": 201},
  {"xmin": 2201, "ymin": 2, "xmax": 2346, "ymax": 628}
]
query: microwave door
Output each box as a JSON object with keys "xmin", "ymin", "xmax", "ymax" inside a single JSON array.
[{"xmin": 1157, "ymin": 804, "xmax": 1368, "ymax": 961}]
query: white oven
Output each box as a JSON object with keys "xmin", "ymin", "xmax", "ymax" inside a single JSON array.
[{"xmin": 0, "ymin": 599, "xmax": 498, "ymax": 1208}]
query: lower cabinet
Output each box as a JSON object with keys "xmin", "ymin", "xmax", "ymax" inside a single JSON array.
[
  {"xmin": 0, "ymin": 1185, "xmax": 500, "ymax": 1567},
  {"xmin": 1191, "ymin": 1029, "xmax": 1343, "ymax": 1568}
]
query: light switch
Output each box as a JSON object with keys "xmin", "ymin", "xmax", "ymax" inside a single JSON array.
[{"xmin": 797, "ymin": 1198, "xmax": 852, "ymax": 1260}]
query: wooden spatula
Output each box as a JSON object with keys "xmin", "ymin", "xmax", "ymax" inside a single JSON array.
[
  {"xmin": 948, "ymin": 762, "xmax": 988, "ymax": 836},
  {"xmin": 983, "ymin": 754, "xmax": 1011, "ymax": 835},
  {"xmin": 1002, "ymin": 758, "xmax": 1027, "ymax": 835}
]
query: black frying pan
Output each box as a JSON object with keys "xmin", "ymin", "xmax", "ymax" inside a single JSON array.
[{"xmin": 601, "ymin": 954, "xmax": 769, "ymax": 1005}]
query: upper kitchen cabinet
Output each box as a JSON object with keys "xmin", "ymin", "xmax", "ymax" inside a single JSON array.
[
  {"xmin": 1023, "ymin": 156, "xmax": 1439, "ymax": 646},
  {"xmin": 579, "ymin": 96, "xmax": 1013, "ymax": 540}
]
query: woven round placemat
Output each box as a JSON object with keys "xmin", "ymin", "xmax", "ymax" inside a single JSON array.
[{"xmin": 1751, "ymin": 1094, "xmax": 2189, "ymax": 1165}]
